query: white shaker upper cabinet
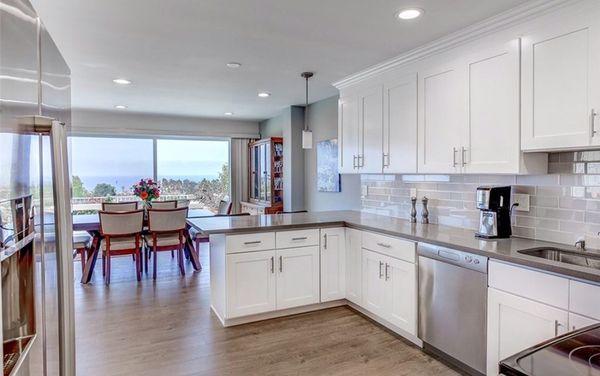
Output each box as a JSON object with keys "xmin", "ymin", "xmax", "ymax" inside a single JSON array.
[
  {"xmin": 383, "ymin": 73, "xmax": 417, "ymax": 174},
  {"xmin": 418, "ymin": 60, "xmax": 466, "ymax": 173},
  {"xmin": 464, "ymin": 39, "xmax": 521, "ymax": 173},
  {"xmin": 521, "ymin": 13, "xmax": 600, "ymax": 151},
  {"xmin": 338, "ymin": 95, "xmax": 359, "ymax": 173},
  {"xmin": 358, "ymin": 85, "xmax": 384, "ymax": 173}
]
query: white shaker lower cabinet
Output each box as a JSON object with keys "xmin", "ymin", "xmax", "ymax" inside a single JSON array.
[
  {"xmin": 345, "ymin": 228, "xmax": 362, "ymax": 305},
  {"xmin": 384, "ymin": 256, "xmax": 417, "ymax": 334},
  {"xmin": 361, "ymin": 248, "xmax": 418, "ymax": 336},
  {"xmin": 276, "ymin": 246, "xmax": 320, "ymax": 310},
  {"xmin": 320, "ymin": 228, "xmax": 346, "ymax": 302},
  {"xmin": 487, "ymin": 288, "xmax": 569, "ymax": 376},
  {"xmin": 226, "ymin": 250, "xmax": 277, "ymax": 318}
]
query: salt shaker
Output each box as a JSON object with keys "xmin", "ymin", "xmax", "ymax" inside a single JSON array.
[
  {"xmin": 410, "ymin": 197, "xmax": 417, "ymax": 223},
  {"xmin": 421, "ymin": 196, "xmax": 429, "ymax": 224}
]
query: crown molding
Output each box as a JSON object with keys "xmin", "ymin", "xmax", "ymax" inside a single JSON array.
[{"xmin": 332, "ymin": 0, "xmax": 577, "ymax": 89}]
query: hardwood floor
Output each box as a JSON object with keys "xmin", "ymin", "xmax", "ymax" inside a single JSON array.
[{"xmin": 74, "ymin": 246, "xmax": 460, "ymax": 376}]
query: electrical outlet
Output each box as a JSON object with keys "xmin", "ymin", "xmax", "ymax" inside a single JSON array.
[
  {"xmin": 410, "ymin": 188, "xmax": 417, "ymax": 198},
  {"xmin": 512, "ymin": 193, "xmax": 530, "ymax": 212}
]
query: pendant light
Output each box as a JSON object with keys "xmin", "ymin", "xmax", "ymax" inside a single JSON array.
[{"xmin": 301, "ymin": 72, "xmax": 314, "ymax": 149}]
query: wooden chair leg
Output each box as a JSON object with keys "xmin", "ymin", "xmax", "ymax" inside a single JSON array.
[
  {"xmin": 102, "ymin": 252, "xmax": 106, "ymax": 276},
  {"xmin": 178, "ymin": 246, "xmax": 185, "ymax": 276},
  {"xmin": 171, "ymin": 250, "xmax": 174, "ymax": 258},
  {"xmin": 153, "ymin": 246, "xmax": 158, "ymax": 280},
  {"xmin": 80, "ymin": 249, "xmax": 86, "ymax": 274},
  {"xmin": 136, "ymin": 250, "xmax": 142, "ymax": 281},
  {"xmin": 105, "ymin": 252, "xmax": 111, "ymax": 285},
  {"xmin": 144, "ymin": 245, "xmax": 149, "ymax": 274}
]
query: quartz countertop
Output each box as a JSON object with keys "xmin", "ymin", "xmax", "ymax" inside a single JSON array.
[{"xmin": 187, "ymin": 210, "xmax": 600, "ymax": 283}]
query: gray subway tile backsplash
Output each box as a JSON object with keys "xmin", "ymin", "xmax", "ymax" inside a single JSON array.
[{"xmin": 360, "ymin": 151, "xmax": 600, "ymax": 247}]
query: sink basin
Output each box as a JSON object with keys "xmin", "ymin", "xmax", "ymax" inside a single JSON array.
[{"xmin": 518, "ymin": 247, "xmax": 600, "ymax": 270}]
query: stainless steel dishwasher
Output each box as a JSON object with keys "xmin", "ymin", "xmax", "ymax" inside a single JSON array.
[{"xmin": 418, "ymin": 242, "xmax": 488, "ymax": 375}]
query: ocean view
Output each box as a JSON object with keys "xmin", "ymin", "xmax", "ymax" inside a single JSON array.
[{"xmin": 77, "ymin": 174, "xmax": 219, "ymax": 191}]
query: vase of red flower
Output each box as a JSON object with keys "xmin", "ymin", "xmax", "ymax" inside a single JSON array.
[{"xmin": 132, "ymin": 178, "xmax": 160, "ymax": 209}]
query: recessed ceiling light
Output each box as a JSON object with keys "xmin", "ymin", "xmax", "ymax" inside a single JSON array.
[
  {"xmin": 258, "ymin": 92, "xmax": 271, "ymax": 98},
  {"xmin": 112, "ymin": 78, "xmax": 132, "ymax": 85},
  {"xmin": 396, "ymin": 8, "xmax": 423, "ymax": 20},
  {"xmin": 226, "ymin": 62, "xmax": 242, "ymax": 68},
  {"xmin": 114, "ymin": 105, "xmax": 128, "ymax": 109},
  {"xmin": 224, "ymin": 112, "xmax": 234, "ymax": 116}
]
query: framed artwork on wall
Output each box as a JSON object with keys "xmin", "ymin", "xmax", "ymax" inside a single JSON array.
[{"xmin": 317, "ymin": 139, "xmax": 341, "ymax": 192}]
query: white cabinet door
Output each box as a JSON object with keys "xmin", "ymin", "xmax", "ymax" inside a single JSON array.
[
  {"xmin": 275, "ymin": 246, "xmax": 320, "ymax": 310},
  {"xmin": 345, "ymin": 228, "xmax": 362, "ymax": 305},
  {"xmin": 465, "ymin": 39, "xmax": 521, "ymax": 173},
  {"xmin": 358, "ymin": 85, "xmax": 383, "ymax": 173},
  {"xmin": 338, "ymin": 95, "xmax": 359, "ymax": 173},
  {"xmin": 522, "ymin": 15, "xmax": 600, "ymax": 151},
  {"xmin": 487, "ymin": 288, "xmax": 569, "ymax": 376},
  {"xmin": 569, "ymin": 312, "xmax": 599, "ymax": 332},
  {"xmin": 361, "ymin": 249, "xmax": 386, "ymax": 317},
  {"xmin": 383, "ymin": 73, "xmax": 417, "ymax": 174},
  {"xmin": 383, "ymin": 256, "xmax": 417, "ymax": 335},
  {"xmin": 321, "ymin": 228, "xmax": 346, "ymax": 302},
  {"xmin": 418, "ymin": 60, "xmax": 466, "ymax": 173},
  {"xmin": 226, "ymin": 250, "xmax": 276, "ymax": 318}
]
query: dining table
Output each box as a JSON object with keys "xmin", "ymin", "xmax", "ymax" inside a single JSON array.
[{"xmin": 74, "ymin": 208, "xmax": 213, "ymax": 284}]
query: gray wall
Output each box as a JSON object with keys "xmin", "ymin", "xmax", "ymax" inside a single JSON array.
[
  {"xmin": 259, "ymin": 115, "xmax": 284, "ymax": 137},
  {"xmin": 304, "ymin": 96, "xmax": 361, "ymax": 212}
]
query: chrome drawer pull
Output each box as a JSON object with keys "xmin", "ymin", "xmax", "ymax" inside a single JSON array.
[
  {"xmin": 379, "ymin": 261, "xmax": 384, "ymax": 279},
  {"xmin": 291, "ymin": 237, "xmax": 308, "ymax": 241},
  {"xmin": 385, "ymin": 263, "xmax": 390, "ymax": 281},
  {"xmin": 270, "ymin": 256, "xmax": 274, "ymax": 273},
  {"xmin": 244, "ymin": 240, "xmax": 262, "ymax": 245},
  {"xmin": 376, "ymin": 242, "xmax": 391, "ymax": 248},
  {"xmin": 279, "ymin": 255, "xmax": 283, "ymax": 272}
]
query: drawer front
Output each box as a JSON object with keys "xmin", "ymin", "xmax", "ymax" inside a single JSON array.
[
  {"xmin": 226, "ymin": 232, "xmax": 276, "ymax": 254},
  {"xmin": 276, "ymin": 229, "xmax": 320, "ymax": 249},
  {"xmin": 488, "ymin": 261, "xmax": 569, "ymax": 309},
  {"xmin": 570, "ymin": 280, "xmax": 600, "ymax": 320},
  {"xmin": 361, "ymin": 231, "xmax": 416, "ymax": 263}
]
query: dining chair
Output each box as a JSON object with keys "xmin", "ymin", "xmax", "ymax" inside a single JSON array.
[
  {"xmin": 190, "ymin": 212, "xmax": 250, "ymax": 255},
  {"xmin": 73, "ymin": 231, "xmax": 93, "ymax": 273},
  {"xmin": 99, "ymin": 209, "xmax": 144, "ymax": 285},
  {"xmin": 217, "ymin": 200, "xmax": 233, "ymax": 215},
  {"xmin": 177, "ymin": 199, "xmax": 190, "ymax": 208},
  {"xmin": 150, "ymin": 200, "xmax": 177, "ymax": 209},
  {"xmin": 102, "ymin": 201, "xmax": 139, "ymax": 212},
  {"xmin": 145, "ymin": 207, "xmax": 189, "ymax": 279}
]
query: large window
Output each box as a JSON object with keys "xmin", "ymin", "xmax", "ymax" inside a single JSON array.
[{"xmin": 69, "ymin": 136, "xmax": 230, "ymax": 213}]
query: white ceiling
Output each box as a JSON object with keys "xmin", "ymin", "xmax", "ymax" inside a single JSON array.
[{"xmin": 31, "ymin": 0, "xmax": 531, "ymax": 121}]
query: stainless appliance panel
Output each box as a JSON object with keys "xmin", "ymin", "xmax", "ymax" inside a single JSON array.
[{"xmin": 418, "ymin": 243, "xmax": 488, "ymax": 374}]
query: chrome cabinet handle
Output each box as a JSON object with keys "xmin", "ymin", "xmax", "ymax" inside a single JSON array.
[
  {"xmin": 382, "ymin": 153, "xmax": 390, "ymax": 168},
  {"xmin": 554, "ymin": 320, "xmax": 563, "ymax": 336},
  {"xmin": 291, "ymin": 237, "xmax": 307, "ymax": 241},
  {"xmin": 461, "ymin": 147, "xmax": 467, "ymax": 167},
  {"xmin": 270, "ymin": 256, "xmax": 274, "ymax": 273},
  {"xmin": 323, "ymin": 233, "xmax": 328, "ymax": 249},
  {"xmin": 379, "ymin": 261, "xmax": 384, "ymax": 279},
  {"xmin": 376, "ymin": 242, "xmax": 391, "ymax": 248},
  {"xmin": 353, "ymin": 155, "xmax": 357, "ymax": 168},
  {"xmin": 279, "ymin": 255, "xmax": 283, "ymax": 272},
  {"xmin": 385, "ymin": 263, "xmax": 390, "ymax": 281},
  {"xmin": 244, "ymin": 240, "xmax": 262, "ymax": 245},
  {"xmin": 592, "ymin": 109, "xmax": 598, "ymax": 137},
  {"xmin": 452, "ymin": 147, "xmax": 458, "ymax": 167},
  {"xmin": 358, "ymin": 154, "xmax": 364, "ymax": 168}
]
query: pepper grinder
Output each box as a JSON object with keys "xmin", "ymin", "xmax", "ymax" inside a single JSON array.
[
  {"xmin": 410, "ymin": 197, "xmax": 417, "ymax": 223},
  {"xmin": 421, "ymin": 196, "xmax": 429, "ymax": 224}
]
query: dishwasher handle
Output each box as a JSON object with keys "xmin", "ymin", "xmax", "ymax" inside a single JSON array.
[{"xmin": 418, "ymin": 242, "xmax": 488, "ymax": 273}]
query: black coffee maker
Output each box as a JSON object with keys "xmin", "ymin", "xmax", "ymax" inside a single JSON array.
[{"xmin": 475, "ymin": 186, "xmax": 512, "ymax": 239}]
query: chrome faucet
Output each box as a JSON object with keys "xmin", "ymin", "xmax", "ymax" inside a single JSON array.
[{"xmin": 574, "ymin": 239, "xmax": 586, "ymax": 250}]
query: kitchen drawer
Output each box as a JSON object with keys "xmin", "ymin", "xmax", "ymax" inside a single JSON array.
[
  {"xmin": 225, "ymin": 232, "xmax": 276, "ymax": 254},
  {"xmin": 569, "ymin": 280, "xmax": 600, "ymax": 320},
  {"xmin": 276, "ymin": 229, "xmax": 320, "ymax": 249},
  {"xmin": 361, "ymin": 231, "xmax": 416, "ymax": 263},
  {"xmin": 488, "ymin": 261, "xmax": 569, "ymax": 310}
]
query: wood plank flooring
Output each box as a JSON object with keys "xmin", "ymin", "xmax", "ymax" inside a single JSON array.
[{"xmin": 74, "ymin": 246, "xmax": 460, "ymax": 376}]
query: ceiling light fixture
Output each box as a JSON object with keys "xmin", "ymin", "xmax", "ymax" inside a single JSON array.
[
  {"xmin": 112, "ymin": 78, "xmax": 132, "ymax": 85},
  {"xmin": 396, "ymin": 8, "xmax": 423, "ymax": 20},
  {"xmin": 258, "ymin": 92, "xmax": 271, "ymax": 98},
  {"xmin": 226, "ymin": 62, "xmax": 242, "ymax": 68},
  {"xmin": 301, "ymin": 72, "xmax": 314, "ymax": 149},
  {"xmin": 224, "ymin": 112, "xmax": 234, "ymax": 116},
  {"xmin": 114, "ymin": 105, "xmax": 128, "ymax": 109}
]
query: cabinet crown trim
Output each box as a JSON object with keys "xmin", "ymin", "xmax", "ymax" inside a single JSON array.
[{"xmin": 332, "ymin": 0, "xmax": 574, "ymax": 90}]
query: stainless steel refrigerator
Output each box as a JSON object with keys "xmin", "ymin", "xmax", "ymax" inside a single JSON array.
[{"xmin": 1, "ymin": 0, "xmax": 75, "ymax": 375}]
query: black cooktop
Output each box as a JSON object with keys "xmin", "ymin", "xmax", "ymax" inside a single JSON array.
[{"xmin": 500, "ymin": 324, "xmax": 600, "ymax": 376}]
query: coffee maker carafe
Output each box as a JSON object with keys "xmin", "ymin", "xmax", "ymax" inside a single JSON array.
[{"xmin": 475, "ymin": 186, "xmax": 512, "ymax": 239}]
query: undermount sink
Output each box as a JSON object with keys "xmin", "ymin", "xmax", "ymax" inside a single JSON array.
[{"xmin": 518, "ymin": 247, "xmax": 600, "ymax": 270}]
